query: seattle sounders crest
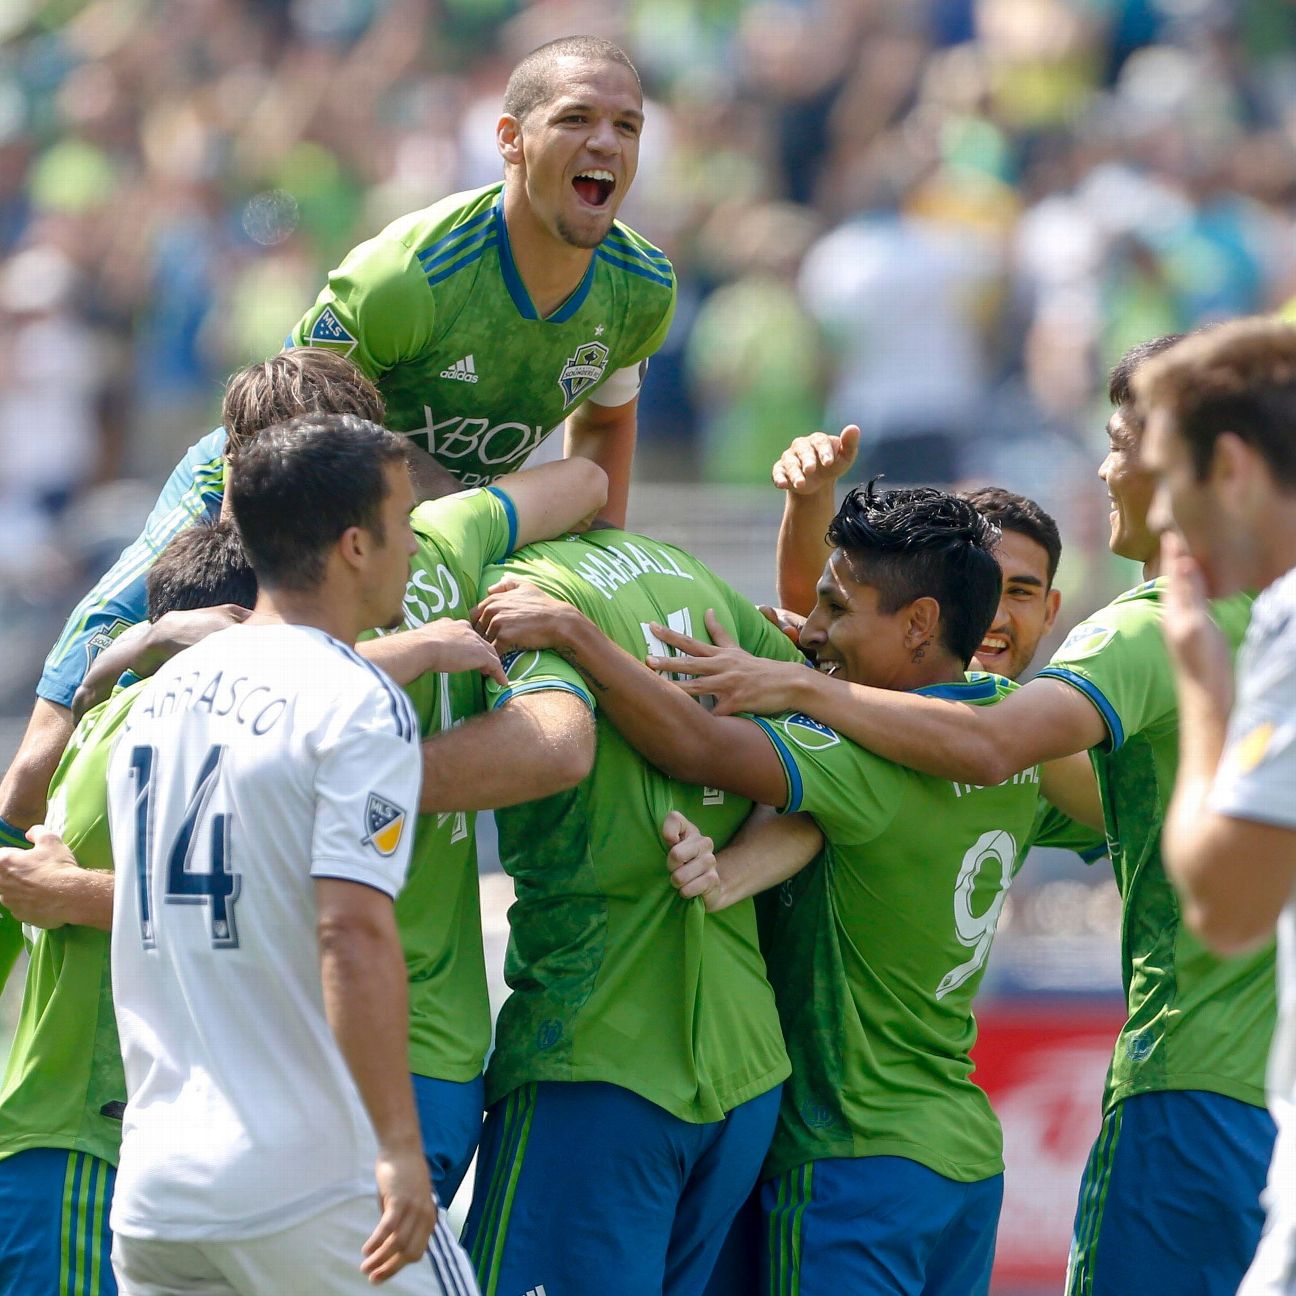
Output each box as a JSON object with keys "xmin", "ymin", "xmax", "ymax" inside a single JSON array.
[{"xmin": 558, "ymin": 340, "xmax": 610, "ymax": 407}]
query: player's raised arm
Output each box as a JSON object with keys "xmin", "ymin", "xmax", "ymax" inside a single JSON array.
[
  {"xmin": 473, "ymin": 581, "xmax": 790, "ymax": 806},
  {"xmin": 774, "ymin": 426, "xmax": 861, "ymax": 615},
  {"xmin": 565, "ymin": 394, "xmax": 637, "ymax": 529}
]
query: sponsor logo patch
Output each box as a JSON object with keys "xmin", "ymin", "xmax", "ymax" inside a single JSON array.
[
  {"xmin": 557, "ymin": 339, "xmax": 610, "ymax": 407},
  {"xmin": 780, "ymin": 712, "xmax": 840, "ymax": 752},
  {"xmin": 362, "ymin": 792, "xmax": 407, "ymax": 856},
  {"xmin": 1057, "ymin": 622, "xmax": 1115, "ymax": 660},
  {"xmin": 85, "ymin": 617, "xmax": 131, "ymax": 672},
  {"xmin": 306, "ymin": 307, "xmax": 357, "ymax": 356}
]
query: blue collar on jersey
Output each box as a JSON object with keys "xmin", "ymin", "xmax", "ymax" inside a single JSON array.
[
  {"xmin": 494, "ymin": 197, "xmax": 598, "ymax": 324},
  {"xmin": 911, "ymin": 673, "xmax": 1001, "ymax": 702}
]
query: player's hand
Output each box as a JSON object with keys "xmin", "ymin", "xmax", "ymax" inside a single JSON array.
[
  {"xmin": 382, "ymin": 621, "xmax": 507, "ymax": 688},
  {"xmin": 363, "ymin": 1143, "xmax": 437, "ymax": 1284},
  {"xmin": 645, "ymin": 609, "xmax": 808, "ymax": 716},
  {"xmin": 758, "ymin": 605, "xmax": 806, "ymax": 646},
  {"xmin": 772, "ymin": 425, "xmax": 861, "ymax": 495},
  {"xmin": 662, "ymin": 810, "xmax": 724, "ymax": 908},
  {"xmin": 473, "ymin": 577, "xmax": 589, "ymax": 653},
  {"xmin": 0, "ymin": 825, "xmax": 79, "ymax": 929},
  {"xmin": 1161, "ymin": 532, "xmax": 1233, "ymax": 708}
]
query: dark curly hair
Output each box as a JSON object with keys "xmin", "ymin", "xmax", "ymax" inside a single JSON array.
[{"xmin": 827, "ymin": 480, "xmax": 1003, "ymax": 667}]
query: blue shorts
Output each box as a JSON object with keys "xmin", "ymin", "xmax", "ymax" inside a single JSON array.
[
  {"xmin": 412, "ymin": 1070, "xmax": 484, "ymax": 1208},
  {"xmin": 762, "ymin": 1156, "xmax": 1002, "ymax": 1296},
  {"xmin": 0, "ymin": 1147, "xmax": 117, "ymax": 1296},
  {"xmin": 1067, "ymin": 1089, "xmax": 1275, "ymax": 1296},
  {"xmin": 462, "ymin": 1080, "xmax": 781, "ymax": 1296}
]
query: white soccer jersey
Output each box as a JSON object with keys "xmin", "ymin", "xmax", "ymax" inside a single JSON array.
[
  {"xmin": 1213, "ymin": 567, "xmax": 1296, "ymax": 1295},
  {"xmin": 106, "ymin": 622, "xmax": 421, "ymax": 1242}
]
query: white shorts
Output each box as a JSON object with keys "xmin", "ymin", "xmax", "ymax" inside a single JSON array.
[{"xmin": 111, "ymin": 1193, "xmax": 478, "ymax": 1296}]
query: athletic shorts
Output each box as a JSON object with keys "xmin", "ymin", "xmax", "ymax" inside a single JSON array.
[
  {"xmin": 414, "ymin": 1071, "xmax": 485, "ymax": 1208},
  {"xmin": 761, "ymin": 1155, "xmax": 1002, "ymax": 1296},
  {"xmin": 112, "ymin": 1192, "xmax": 478, "ymax": 1296},
  {"xmin": 462, "ymin": 1080, "xmax": 781, "ymax": 1296},
  {"xmin": 0, "ymin": 1147, "xmax": 117, "ymax": 1296},
  {"xmin": 1067, "ymin": 1089, "xmax": 1275, "ymax": 1296}
]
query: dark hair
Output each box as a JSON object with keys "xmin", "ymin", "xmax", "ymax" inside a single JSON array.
[
  {"xmin": 1133, "ymin": 317, "xmax": 1296, "ymax": 488},
  {"xmin": 503, "ymin": 36, "xmax": 641, "ymax": 122},
  {"xmin": 221, "ymin": 351, "xmax": 385, "ymax": 458},
  {"xmin": 1108, "ymin": 334, "xmax": 1185, "ymax": 409},
  {"xmin": 826, "ymin": 481, "xmax": 1003, "ymax": 667},
  {"xmin": 959, "ymin": 486, "xmax": 1062, "ymax": 585},
  {"xmin": 146, "ymin": 521, "xmax": 257, "ymax": 620},
  {"xmin": 228, "ymin": 413, "xmax": 409, "ymax": 590}
]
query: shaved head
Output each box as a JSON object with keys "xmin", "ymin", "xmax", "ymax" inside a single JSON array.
[{"xmin": 503, "ymin": 35, "xmax": 641, "ymax": 123}]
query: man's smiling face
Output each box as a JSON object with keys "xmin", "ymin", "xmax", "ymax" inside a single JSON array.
[{"xmin": 971, "ymin": 528, "xmax": 1061, "ymax": 680}]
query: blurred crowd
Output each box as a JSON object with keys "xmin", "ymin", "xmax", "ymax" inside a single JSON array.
[{"xmin": 3, "ymin": 0, "xmax": 1296, "ymax": 695}]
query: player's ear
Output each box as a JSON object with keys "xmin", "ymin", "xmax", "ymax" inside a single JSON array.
[
  {"xmin": 497, "ymin": 114, "xmax": 523, "ymax": 167},
  {"xmin": 905, "ymin": 596, "xmax": 940, "ymax": 647},
  {"xmin": 1043, "ymin": 587, "xmax": 1062, "ymax": 635}
]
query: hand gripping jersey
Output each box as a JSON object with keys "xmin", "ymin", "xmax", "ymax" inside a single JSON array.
[
  {"xmin": 752, "ymin": 675, "xmax": 1042, "ymax": 1183},
  {"xmin": 479, "ymin": 530, "xmax": 803, "ymax": 1124},
  {"xmin": 290, "ymin": 184, "xmax": 676, "ymax": 487},
  {"xmin": 363, "ymin": 484, "xmax": 520, "ymax": 1084},
  {"xmin": 0, "ymin": 684, "xmax": 143, "ymax": 1169},
  {"xmin": 106, "ymin": 624, "xmax": 420, "ymax": 1241},
  {"xmin": 1036, "ymin": 579, "xmax": 1275, "ymax": 1111}
]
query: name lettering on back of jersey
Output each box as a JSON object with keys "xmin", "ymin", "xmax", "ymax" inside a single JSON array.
[
  {"xmin": 950, "ymin": 765, "xmax": 1041, "ymax": 797},
  {"xmin": 558, "ymin": 339, "xmax": 610, "ymax": 407},
  {"xmin": 306, "ymin": 307, "xmax": 357, "ymax": 357},
  {"xmin": 402, "ymin": 561, "xmax": 462, "ymax": 627},
  {"xmin": 439, "ymin": 354, "xmax": 479, "ymax": 383},
  {"xmin": 127, "ymin": 669, "xmax": 288, "ymax": 737},
  {"xmin": 419, "ymin": 405, "xmax": 548, "ymax": 470},
  {"xmin": 574, "ymin": 542, "xmax": 695, "ymax": 602},
  {"xmin": 363, "ymin": 792, "xmax": 407, "ymax": 857}
]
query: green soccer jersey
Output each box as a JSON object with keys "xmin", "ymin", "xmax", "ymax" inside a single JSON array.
[
  {"xmin": 291, "ymin": 184, "xmax": 676, "ymax": 488},
  {"xmin": 753, "ymin": 675, "xmax": 1042, "ymax": 1184},
  {"xmin": 362, "ymin": 484, "xmax": 519, "ymax": 1082},
  {"xmin": 1037, "ymin": 579, "xmax": 1274, "ymax": 1110},
  {"xmin": 479, "ymin": 530, "xmax": 803, "ymax": 1124},
  {"xmin": 0, "ymin": 684, "xmax": 142, "ymax": 1166}
]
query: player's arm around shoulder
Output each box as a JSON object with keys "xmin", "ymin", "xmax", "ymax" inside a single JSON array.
[
  {"xmin": 494, "ymin": 456, "xmax": 608, "ymax": 547},
  {"xmin": 564, "ymin": 394, "xmax": 637, "ymax": 529}
]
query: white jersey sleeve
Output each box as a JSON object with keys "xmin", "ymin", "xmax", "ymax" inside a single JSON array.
[
  {"xmin": 311, "ymin": 656, "xmax": 420, "ymax": 896},
  {"xmin": 1210, "ymin": 566, "xmax": 1296, "ymax": 829}
]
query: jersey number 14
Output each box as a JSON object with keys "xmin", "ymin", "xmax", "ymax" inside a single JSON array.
[{"xmin": 128, "ymin": 744, "xmax": 242, "ymax": 950}]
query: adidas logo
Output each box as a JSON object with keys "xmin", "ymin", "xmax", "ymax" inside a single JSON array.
[{"xmin": 440, "ymin": 355, "xmax": 479, "ymax": 383}]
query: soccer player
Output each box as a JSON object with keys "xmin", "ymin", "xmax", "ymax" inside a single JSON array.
[
  {"xmin": 105, "ymin": 415, "xmax": 476, "ymax": 1295},
  {"xmin": 290, "ymin": 35, "xmax": 673, "ymax": 519},
  {"xmin": 1133, "ymin": 319, "xmax": 1296, "ymax": 1296},
  {"xmin": 0, "ymin": 523, "xmax": 255, "ymax": 1296},
  {"xmin": 473, "ymin": 484, "xmax": 1041, "ymax": 1294},
  {"xmin": 0, "ymin": 350, "xmax": 389, "ymax": 851},
  {"xmin": 644, "ymin": 338, "xmax": 1275, "ymax": 1296},
  {"xmin": 447, "ymin": 526, "xmax": 805, "ymax": 1296}
]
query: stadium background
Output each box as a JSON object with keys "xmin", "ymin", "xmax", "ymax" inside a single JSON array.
[{"xmin": 2, "ymin": 0, "xmax": 1293, "ymax": 1289}]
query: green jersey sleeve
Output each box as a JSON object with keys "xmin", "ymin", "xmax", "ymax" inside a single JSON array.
[
  {"xmin": 486, "ymin": 648, "xmax": 595, "ymax": 714},
  {"xmin": 1036, "ymin": 583, "xmax": 1175, "ymax": 751},
  {"xmin": 411, "ymin": 485, "xmax": 518, "ymax": 573},
  {"xmin": 751, "ymin": 711, "xmax": 906, "ymax": 842},
  {"xmin": 1029, "ymin": 799, "xmax": 1109, "ymax": 862},
  {"xmin": 290, "ymin": 215, "xmax": 437, "ymax": 378}
]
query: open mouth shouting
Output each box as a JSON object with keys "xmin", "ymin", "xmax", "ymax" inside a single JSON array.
[
  {"xmin": 573, "ymin": 169, "xmax": 616, "ymax": 208},
  {"xmin": 811, "ymin": 655, "xmax": 841, "ymax": 678}
]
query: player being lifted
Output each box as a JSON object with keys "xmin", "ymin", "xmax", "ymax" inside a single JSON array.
[
  {"xmin": 474, "ymin": 484, "xmax": 1042, "ymax": 1295},
  {"xmin": 2, "ymin": 33, "xmax": 672, "ymax": 852},
  {"xmin": 643, "ymin": 338, "xmax": 1276, "ymax": 1296}
]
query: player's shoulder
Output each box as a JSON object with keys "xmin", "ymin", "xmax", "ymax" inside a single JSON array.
[
  {"xmin": 916, "ymin": 671, "xmax": 1016, "ymax": 705},
  {"xmin": 412, "ymin": 485, "xmax": 496, "ymax": 535},
  {"xmin": 307, "ymin": 632, "xmax": 419, "ymax": 743},
  {"xmin": 596, "ymin": 219, "xmax": 675, "ymax": 293},
  {"xmin": 1243, "ymin": 567, "xmax": 1296, "ymax": 668}
]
